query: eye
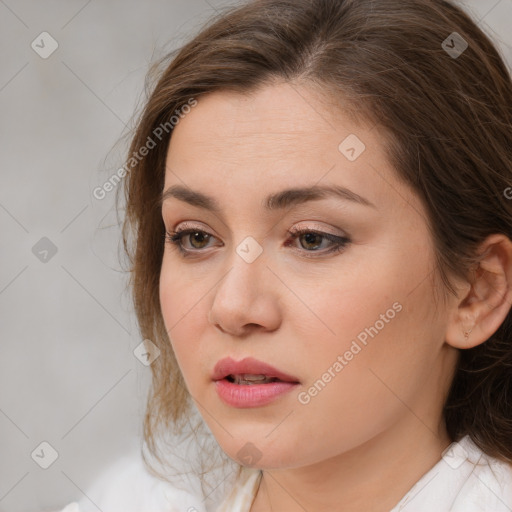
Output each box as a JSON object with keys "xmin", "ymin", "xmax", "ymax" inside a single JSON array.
[
  {"xmin": 164, "ymin": 224, "xmax": 351, "ymax": 258},
  {"xmin": 285, "ymin": 228, "xmax": 350, "ymax": 257},
  {"xmin": 164, "ymin": 226, "xmax": 218, "ymax": 255}
]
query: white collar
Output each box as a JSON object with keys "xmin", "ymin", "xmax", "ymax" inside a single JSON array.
[{"xmin": 215, "ymin": 435, "xmax": 512, "ymax": 512}]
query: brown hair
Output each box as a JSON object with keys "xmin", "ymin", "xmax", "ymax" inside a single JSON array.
[{"xmin": 118, "ymin": 0, "xmax": 512, "ymax": 484}]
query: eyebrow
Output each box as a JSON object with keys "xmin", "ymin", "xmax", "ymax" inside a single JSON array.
[{"xmin": 159, "ymin": 183, "xmax": 376, "ymax": 212}]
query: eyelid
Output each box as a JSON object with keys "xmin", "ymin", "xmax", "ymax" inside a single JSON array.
[
  {"xmin": 288, "ymin": 221, "xmax": 347, "ymax": 238},
  {"xmin": 171, "ymin": 220, "xmax": 346, "ymax": 239},
  {"xmin": 172, "ymin": 220, "xmax": 218, "ymax": 237}
]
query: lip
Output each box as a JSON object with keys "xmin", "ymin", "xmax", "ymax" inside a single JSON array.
[
  {"xmin": 212, "ymin": 357, "xmax": 300, "ymax": 383},
  {"xmin": 214, "ymin": 379, "xmax": 299, "ymax": 408},
  {"xmin": 212, "ymin": 357, "xmax": 300, "ymax": 408}
]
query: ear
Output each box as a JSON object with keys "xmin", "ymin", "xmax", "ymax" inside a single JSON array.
[{"xmin": 445, "ymin": 234, "xmax": 512, "ymax": 349}]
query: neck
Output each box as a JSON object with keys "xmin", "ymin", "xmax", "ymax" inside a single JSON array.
[{"xmin": 249, "ymin": 417, "xmax": 452, "ymax": 512}]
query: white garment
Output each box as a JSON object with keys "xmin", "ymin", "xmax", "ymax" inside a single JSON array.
[
  {"xmin": 59, "ymin": 435, "xmax": 512, "ymax": 512},
  {"xmin": 58, "ymin": 451, "xmax": 211, "ymax": 512}
]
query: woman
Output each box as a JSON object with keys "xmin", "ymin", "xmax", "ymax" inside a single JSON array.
[{"xmin": 60, "ymin": 0, "xmax": 512, "ymax": 510}]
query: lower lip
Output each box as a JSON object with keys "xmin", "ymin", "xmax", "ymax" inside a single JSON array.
[{"xmin": 214, "ymin": 379, "xmax": 299, "ymax": 408}]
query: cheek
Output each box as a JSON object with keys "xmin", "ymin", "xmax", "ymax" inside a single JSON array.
[
  {"xmin": 159, "ymin": 262, "xmax": 210, "ymax": 388},
  {"xmin": 294, "ymin": 255, "xmax": 402, "ymax": 358},
  {"xmin": 294, "ymin": 244, "xmax": 438, "ymax": 405},
  {"xmin": 295, "ymin": 282, "xmax": 403, "ymax": 406},
  {"xmin": 159, "ymin": 257, "xmax": 210, "ymax": 331},
  {"xmin": 290, "ymin": 308, "xmax": 422, "ymax": 460}
]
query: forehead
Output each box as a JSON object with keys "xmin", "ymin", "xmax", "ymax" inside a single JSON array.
[
  {"xmin": 162, "ymin": 82, "xmax": 415, "ymax": 218},
  {"xmin": 167, "ymin": 82, "xmax": 350, "ymax": 156},
  {"xmin": 168, "ymin": 83, "xmax": 358, "ymax": 169}
]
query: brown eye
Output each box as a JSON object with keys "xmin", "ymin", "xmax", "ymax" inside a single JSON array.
[
  {"xmin": 298, "ymin": 232, "xmax": 324, "ymax": 251},
  {"xmin": 165, "ymin": 228, "xmax": 217, "ymax": 255},
  {"xmin": 165, "ymin": 226, "xmax": 350, "ymax": 259},
  {"xmin": 285, "ymin": 229, "xmax": 351, "ymax": 257},
  {"xmin": 186, "ymin": 231, "xmax": 211, "ymax": 249}
]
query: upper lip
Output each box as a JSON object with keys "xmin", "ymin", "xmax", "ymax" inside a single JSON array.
[{"xmin": 212, "ymin": 357, "xmax": 300, "ymax": 383}]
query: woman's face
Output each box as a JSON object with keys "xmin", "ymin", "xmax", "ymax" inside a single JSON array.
[{"xmin": 159, "ymin": 81, "xmax": 460, "ymax": 469}]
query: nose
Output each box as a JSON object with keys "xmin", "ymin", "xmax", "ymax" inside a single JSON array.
[{"xmin": 208, "ymin": 251, "xmax": 282, "ymax": 337}]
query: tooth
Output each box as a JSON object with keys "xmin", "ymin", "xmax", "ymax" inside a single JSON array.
[
  {"xmin": 230, "ymin": 374, "xmax": 279, "ymax": 385},
  {"xmin": 241, "ymin": 374, "xmax": 268, "ymax": 381}
]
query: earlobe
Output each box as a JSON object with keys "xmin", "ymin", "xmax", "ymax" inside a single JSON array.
[
  {"xmin": 462, "ymin": 316, "xmax": 474, "ymax": 340},
  {"xmin": 445, "ymin": 234, "xmax": 512, "ymax": 350}
]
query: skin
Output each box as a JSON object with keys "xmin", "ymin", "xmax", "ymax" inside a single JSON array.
[{"xmin": 159, "ymin": 81, "xmax": 512, "ymax": 511}]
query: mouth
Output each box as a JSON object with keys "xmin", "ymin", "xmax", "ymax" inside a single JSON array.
[
  {"xmin": 212, "ymin": 356, "xmax": 301, "ymax": 384},
  {"xmin": 212, "ymin": 357, "xmax": 300, "ymax": 408},
  {"xmin": 224, "ymin": 374, "xmax": 286, "ymax": 385}
]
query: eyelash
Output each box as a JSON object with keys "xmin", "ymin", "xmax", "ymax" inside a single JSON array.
[{"xmin": 164, "ymin": 226, "xmax": 351, "ymax": 259}]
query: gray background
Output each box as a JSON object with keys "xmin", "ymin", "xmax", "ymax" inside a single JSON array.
[{"xmin": 0, "ymin": 1, "xmax": 511, "ymax": 511}]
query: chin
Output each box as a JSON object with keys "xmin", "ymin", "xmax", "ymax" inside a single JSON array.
[{"xmin": 214, "ymin": 433, "xmax": 302, "ymax": 470}]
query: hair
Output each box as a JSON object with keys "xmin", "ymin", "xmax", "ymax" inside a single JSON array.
[{"xmin": 117, "ymin": 0, "xmax": 512, "ymax": 493}]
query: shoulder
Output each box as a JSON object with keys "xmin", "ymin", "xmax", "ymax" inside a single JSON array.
[
  {"xmin": 394, "ymin": 435, "xmax": 512, "ymax": 512},
  {"xmin": 450, "ymin": 436, "xmax": 512, "ymax": 511},
  {"xmin": 58, "ymin": 451, "xmax": 207, "ymax": 512}
]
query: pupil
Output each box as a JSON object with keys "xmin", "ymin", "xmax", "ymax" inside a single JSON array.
[
  {"xmin": 302, "ymin": 233, "xmax": 321, "ymax": 250},
  {"xmin": 191, "ymin": 232, "xmax": 208, "ymax": 248}
]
